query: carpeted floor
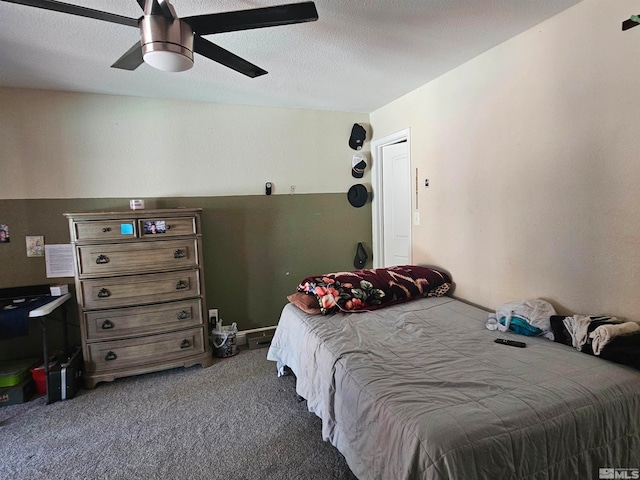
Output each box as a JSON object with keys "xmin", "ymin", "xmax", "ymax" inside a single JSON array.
[{"xmin": 0, "ymin": 347, "xmax": 357, "ymax": 480}]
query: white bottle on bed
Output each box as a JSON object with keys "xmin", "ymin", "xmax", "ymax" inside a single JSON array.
[{"xmin": 486, "ymin": 315, "xmax": 499, "ymax": 331}]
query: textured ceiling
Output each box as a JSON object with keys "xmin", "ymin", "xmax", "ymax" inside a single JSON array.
[{"xmin": 0, "ymin": 0, "xmax": 582, "ymax": 113}]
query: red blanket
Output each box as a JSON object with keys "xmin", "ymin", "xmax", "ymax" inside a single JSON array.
[{"xmin": 297, "ymin": 265, "xmax": 451, "ymax": 314}]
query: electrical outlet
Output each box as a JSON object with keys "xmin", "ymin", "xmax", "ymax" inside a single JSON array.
[{"xmin": 208, "ymin": 308, "xmax": 218, "ymax": 326}]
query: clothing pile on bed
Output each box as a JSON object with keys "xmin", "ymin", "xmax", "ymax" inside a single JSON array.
[
  {"xmin": 550, "ymin": 314, "xmax": 640, "ymax": 370},
  {"xmin": 491, "ymin": 298, "xmax": 557, "ymax": 339},
  {"xmin": 490, "ymin": 298, "xmax": 640, "ymax": 370}
]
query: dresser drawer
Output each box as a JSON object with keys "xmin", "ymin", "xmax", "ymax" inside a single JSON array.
[
  {"xmin": 76, "ymin": 239, "xmax": 199, "ymax": 276},
  {"xmin": 80, "ymin": 269, "xmax": 201, "ymax": 309},
  {"xmin": 72, "ymin": 220, "xmax": 137, "ymax": 242},
  {"xmin": 139, "ymin": 216, "xmax": 197, "ymax": 238},
  {"xmin": 84, "ymin": 299, "xmax": 204, "ymax": 341},
  {"xmin": 86, "ymin": 327, "xmax": 206, "ymax": 373}
]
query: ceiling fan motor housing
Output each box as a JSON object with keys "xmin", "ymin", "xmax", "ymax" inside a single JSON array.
[{"xmin": 140, "ymin": 15, "xmax": 194, "ymax": 72}]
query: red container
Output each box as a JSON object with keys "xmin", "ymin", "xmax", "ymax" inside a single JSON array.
[
  {"xmin": 30, "ymin": 367, "xmax": 45, "ymax": 395},
  {"xmin": 30, "ymin": 361, "xmax": 57, "ymax": 395}
]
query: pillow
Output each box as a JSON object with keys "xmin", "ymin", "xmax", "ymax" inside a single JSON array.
[
  {"xmin": 287, "ymin": 292, "xmax": 321, "ymax": 315},
  {"xmin": 297, "ymin": 265, "xmax": 451, "ymax": 315}
]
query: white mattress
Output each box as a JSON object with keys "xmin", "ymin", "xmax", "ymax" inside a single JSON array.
[{"xmin": 267, "ymin": 296, "xmax": 640, "ymax": 480}]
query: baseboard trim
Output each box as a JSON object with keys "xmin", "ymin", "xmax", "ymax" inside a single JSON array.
[{"xmin": 236, "ymin": 326, "xmax": 277, "ymax": 346}]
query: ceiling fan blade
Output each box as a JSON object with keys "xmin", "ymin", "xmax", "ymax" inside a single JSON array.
[
  {"xmin": 183, "ymin": 1, "xmax": 318, "ymax": 35},
  {"xmin": 111, "ymin": 42, "xmax": 144, "ymax": 71},
  {"xmin": 622, "ymin": 15, "xmax": 640, "ymax": 31},
  {"xmin": 2, "ymin": 0, "xmax": 139, "ymax": 27},
  {"xmin": 193, "ymin": 36, "xmax": 267, "ymax": 78}
]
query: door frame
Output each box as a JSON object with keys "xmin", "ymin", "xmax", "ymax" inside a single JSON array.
[{"xmin": 371, "ymin": 128, "xmax": 411, "ymax": 269}]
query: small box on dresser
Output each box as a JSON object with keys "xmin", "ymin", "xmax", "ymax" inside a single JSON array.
[{"xmin": 64, "ymin": 208, "xmax": 213, "ymax": 389}]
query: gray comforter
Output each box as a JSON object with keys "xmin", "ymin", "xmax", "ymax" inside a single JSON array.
[{"xmin": 267, "ymin": 296, "xmax": 640, "ymax": 480}]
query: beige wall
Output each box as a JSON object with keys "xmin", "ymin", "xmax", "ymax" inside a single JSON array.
[
  {"xmin": 0, "ymin": 87, "xmax": 369, "ymax": 199},
  {"xmin": 371, "ymin": 0, "xmax": 640, "ymax": 319}
]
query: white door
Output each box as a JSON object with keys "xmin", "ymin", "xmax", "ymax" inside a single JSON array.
[{"xmin": 381, "ymin": 141, "xmax": 411, "ymax": 266}]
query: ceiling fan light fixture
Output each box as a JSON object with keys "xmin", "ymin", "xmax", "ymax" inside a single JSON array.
[
  {"xmin": 143, "ymin": 44, "xmax": 193, "ymax": 72},
  {"xmin": 141, "ymin": 15, "xmax": 194, "ymax": 72}
]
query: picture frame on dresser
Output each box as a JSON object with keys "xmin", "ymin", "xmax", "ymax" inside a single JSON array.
[
  {"xmin": 64, "ymin": 208, "xmax": 213, "ymax": 389},
  {"xmin": 143, "ymin": 220, "xmax": 166, "ymax": 234}
]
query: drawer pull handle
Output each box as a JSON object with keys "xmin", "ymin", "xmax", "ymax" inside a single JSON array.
[
  {"xmin": 102, "ymin": 227, "xmax": 111, "ymax": 233},
  {"xmin": 96, "ymin": 254, "xmax": 110, "ymax": 264},
  {"xmin": 101, "ymin": 320, "xmax": 114, "ymax": 329},
  {"xmin": 177, "ymin": 310, "xmax": 188, "ymax": 320},
  {"xmin": 180, "ymin": 339, "xmax": 191, "ymax": 349},
  {"xmin": 98, "ymin": 288, "xmax": 111, "ymax": 298},
  {"xmin": 176, "ymin": 280, "xmax": 187, "ymax": 290},
  {"xmin": 105, "ymin": 351, "xmax": 117, "ymax": 361},
  {"xmin": 166, "ymin": 224, "xmax": 172, "ymax": 230},
  {"xmin": 174, "ymin": 249, "xmax": 185, "ymax": 259}
]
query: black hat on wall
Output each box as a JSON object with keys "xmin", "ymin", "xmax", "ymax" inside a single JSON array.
[
  {"xmin": 347, "ymin": 184, "xmax": 368, "ymax": 208},
  {"xmin": 349, "ymin": 123, "xmax": 366, "ymax": 150}
]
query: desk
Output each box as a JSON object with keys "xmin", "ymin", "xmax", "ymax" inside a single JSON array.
[{"xmin": 29, "ymin": 293, "xmax": 72, "ymax": 404}]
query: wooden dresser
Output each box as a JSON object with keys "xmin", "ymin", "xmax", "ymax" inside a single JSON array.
[{"xmin": 64, "ymin": 208, "xmax": 213, "ymax": 388}]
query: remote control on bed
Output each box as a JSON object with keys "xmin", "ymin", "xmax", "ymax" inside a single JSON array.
[{"xmin": 494, "ymin": 338, "xmax": 527, "ymax": 348}]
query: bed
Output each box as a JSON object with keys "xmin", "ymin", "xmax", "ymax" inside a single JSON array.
[{"xmin": 267, "ymin": 268, "xmax": 640, "ymax": 480}]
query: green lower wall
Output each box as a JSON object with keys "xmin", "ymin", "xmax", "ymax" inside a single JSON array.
[{"xmin": 0, "ymin": 195, "xmax": 372, "ymax": 361}]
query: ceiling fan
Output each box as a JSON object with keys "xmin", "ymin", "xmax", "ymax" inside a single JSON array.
[{"xmin": 2, "ymin": 0, "xmax": 319, "ymax": 76}]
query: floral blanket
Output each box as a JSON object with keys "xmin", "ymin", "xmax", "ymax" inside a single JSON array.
[{"xmin": 297, "ymin": 265, "xmax": 451, "ymax": 315}]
